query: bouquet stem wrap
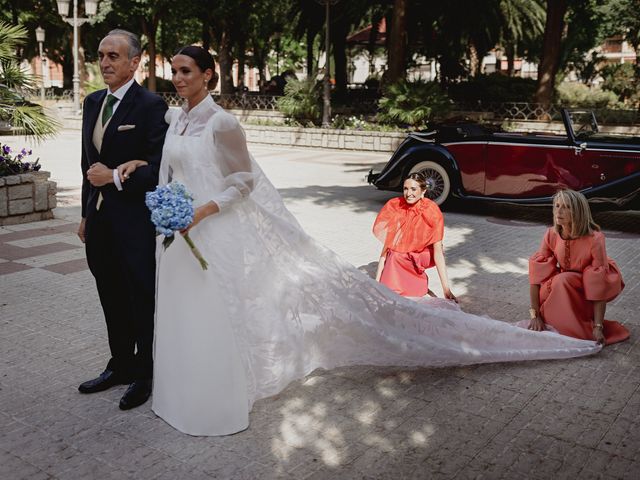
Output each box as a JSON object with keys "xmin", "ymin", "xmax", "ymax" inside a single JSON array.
[{"xmin": 181, "ymin": 232, "xmax": 208, "ymax": 270}]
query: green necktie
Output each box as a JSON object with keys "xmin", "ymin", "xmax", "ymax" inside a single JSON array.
[{"xmin": 101, "ymin": 94, "xmax": 118, "ymax": 126}]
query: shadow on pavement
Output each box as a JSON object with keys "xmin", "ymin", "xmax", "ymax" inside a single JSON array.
[{"xmin": 278, "ymin": 185, "xmax": 394, "ymax": 214}]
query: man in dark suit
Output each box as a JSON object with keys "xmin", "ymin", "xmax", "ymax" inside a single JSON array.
[{"xmin": 77, "ymin": 29, "xmax": 168, "ymax": 410}]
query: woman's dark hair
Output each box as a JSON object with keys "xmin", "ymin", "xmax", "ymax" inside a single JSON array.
[
  {"xmin": 405, "ymin": 172, "xmax": 428, "ymax": 191},
  {"xmin": 174, "ymin": 45, "xmax": 218, "ymax": 89}
]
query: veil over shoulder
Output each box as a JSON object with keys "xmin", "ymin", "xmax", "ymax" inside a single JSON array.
[{"xmin": 152, "ymin": 97, "xmax": 601, "ymax": 436}]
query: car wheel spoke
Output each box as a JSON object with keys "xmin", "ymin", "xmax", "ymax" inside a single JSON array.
[{"xmin": 424, "ymin": 169, "xmax": 444, "ymax": 199}]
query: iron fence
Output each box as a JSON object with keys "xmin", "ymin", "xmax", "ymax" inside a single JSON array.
[
  {"xmin": 452, "ymin": 101, "xmax": 640, "ymax": 125},
  {"xmin": 158, "ymin": 92, "xmax": 280, "ymax": 110},
  {"xmin": 453, "ymin": 102, "xmax": 562, "ymax": 121}
]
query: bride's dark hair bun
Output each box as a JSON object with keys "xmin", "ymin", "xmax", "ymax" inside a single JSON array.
[{"xmin": 174, "ymin": 45, "xmax": 218, "ymax": 89}]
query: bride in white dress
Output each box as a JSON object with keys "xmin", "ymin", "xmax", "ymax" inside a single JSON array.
[{"xmin": 121, "ymin": 46, "xmax": 600, "ymax": 437}]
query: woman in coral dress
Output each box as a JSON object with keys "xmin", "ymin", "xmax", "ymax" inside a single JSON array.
[
  {"xmin": 373, "ymin": 173, "xmax": 456, "ymax": 300},
  {"xmin": 528, "ymin": 189, "xmax": 629, "ymax": 345}
]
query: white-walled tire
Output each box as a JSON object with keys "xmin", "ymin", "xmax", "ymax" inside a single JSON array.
[{"xmin": 409, "ymin": 161, "xmax": 451, "ymax": 206}]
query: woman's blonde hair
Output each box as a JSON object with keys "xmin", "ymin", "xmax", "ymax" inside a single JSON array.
[{"xmin": 553, "ymin": 189, "xmax": 599, "ymax": 237}]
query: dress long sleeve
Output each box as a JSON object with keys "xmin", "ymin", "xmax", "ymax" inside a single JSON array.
[
  {"xmin": 529, "ymin": 228, "xmax": 559, "ymax": 285},
  {"xmin": 209, "ymin": 112, "xmax": 254, "ymax": 211},
  {"xmin": 583, "ymin": 232, "xmax": 625, "ymax": 302}
]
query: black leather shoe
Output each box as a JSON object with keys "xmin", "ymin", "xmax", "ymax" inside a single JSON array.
[
  {"xmin": 78, "ymin": 370, "xmax": 131, "ymax": 394},
  {"xmin": 119, "ymin": 380, "xmax": 152, "ymax": 410}
]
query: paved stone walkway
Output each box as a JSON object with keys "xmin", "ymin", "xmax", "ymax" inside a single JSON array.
[{"xmin": 1, "ymin": 133, "xmax": 639, "ymax": 479}]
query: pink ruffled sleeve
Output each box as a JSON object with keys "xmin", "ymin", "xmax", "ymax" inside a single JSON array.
[
  {"xmin": 529, "ymin": 228, "xmax": 559, "ymax": 285},
  {"xmin": 583, "ymin": 232, "xmax": 625, "ymax": 301}
]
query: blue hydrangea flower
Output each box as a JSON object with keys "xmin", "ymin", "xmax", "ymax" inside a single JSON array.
[
  {"xmin": 144, "ymin": 181, "xmax": 208, "ymax": 270},
  {"xmin": 145, "ymin": 181, "xmax": 195, "ymax": 237}
]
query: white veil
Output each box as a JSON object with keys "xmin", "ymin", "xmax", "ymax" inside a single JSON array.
[{"xmin": 162, "ymin": 103, "xmax": 601, "ymax": 409}]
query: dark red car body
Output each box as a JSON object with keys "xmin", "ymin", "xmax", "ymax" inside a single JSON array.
[{"xmin": 368, "ymin": 109, "xmax": 640, "ymax": 207}]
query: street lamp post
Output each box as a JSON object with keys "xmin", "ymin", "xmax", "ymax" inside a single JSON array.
[
  {"xmin": 35, "ymin": 26, "xmax": 46, "ymax": 102},
  {"xmin": 315, "ymin": 0, "xmax": 340, "ymax": 128},
  {"xmin": 56, "ymin": 0, "xmax": 98, "ymax": 113}
]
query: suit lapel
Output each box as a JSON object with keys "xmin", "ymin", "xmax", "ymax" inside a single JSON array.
[
  {"xmin": 83, "ymin": 90, "xmax": 106, "ymax": 162},
  {"xmin": 100, "ymin": 81, "xmax": 141, "ymax": 158}
]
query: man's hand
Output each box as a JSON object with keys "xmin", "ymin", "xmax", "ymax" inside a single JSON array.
[
  {"xmin": 78, "ymin": 218, "xmax": 86, "ymax": 243},
  {"xmin": 87, "ymin": 162, "xmax": 114, "ymax": 187}
]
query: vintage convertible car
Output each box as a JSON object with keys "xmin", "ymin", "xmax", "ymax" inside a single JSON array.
[{"xmin": 367, "ymin": 109, "xmax": 640, "ymax": 207}]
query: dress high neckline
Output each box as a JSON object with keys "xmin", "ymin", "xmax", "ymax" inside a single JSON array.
[{"xmin": 173, "ymin": 95, "xmax": 220, "ymax": 137}]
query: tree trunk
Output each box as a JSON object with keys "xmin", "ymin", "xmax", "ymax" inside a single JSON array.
[
  {"xmin": 10, "ymin": 0, "xmax": 18, "ymax": 27},
  {"xmin": 307, "ymin": 30, "xmax": 315, "ymax": 78},
  {"xmin": 202, "ymin": 21, "xmax": 211, "ymax": 52},
  {"xmin": 251, "ymin": 39, "xmax": 267, "ymax": 89},
  {"xmin": 368, "ymin": 17, "xmax": 381, "ymax": 77},
  {"xmin": 237, "ymin": 36, "xmax": 246, "ymax": 91},
  {"xmin": 387, "ymin": 0, "xmax": 407, "ymax": 84},
  {"xmin": 533, "ymin": 0, "xmax": 568, "ymax": 106},
  {"xmin": 141, "ymin": 17, "xmax": 158, "ymax": 92},
  {"xmin": 219, "ymin": 30, "xmax": 235, "ymax": 94},
  {"xmin": 506, "ymin": 43, "xmax": 516, "ymax": 77},
  {"xmin": 331, "ymin": 12, "xmax": 349, "ymax": 98},
  {"xmin": 63, "ymin": 32, "xmax": 73, "ymax": 90},
  {"xmin": 468, "ymin": 41, "xmax": 480, "ymax": 77}
]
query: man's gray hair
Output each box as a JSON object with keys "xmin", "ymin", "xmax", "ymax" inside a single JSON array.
[{"xmin": 107, "ymin": 29, "xmax": 142, "ymax": 58}]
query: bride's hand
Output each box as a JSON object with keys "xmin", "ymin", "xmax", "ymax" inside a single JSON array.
[
  {"xmin": 117, "ymin": 160, "xmax": 148, "ymax": 183},
  {"xmin": 181, "ymin": 202, "xmax": 220, "ymax": 235}
]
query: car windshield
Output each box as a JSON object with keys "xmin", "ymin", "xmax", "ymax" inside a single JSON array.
[{"xmin": 568, "ymin": 110, "xmax": 599, "ymax": 138}]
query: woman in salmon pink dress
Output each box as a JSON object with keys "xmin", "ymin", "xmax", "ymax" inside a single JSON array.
[
  {"xmin": 373, "ymin": 173, "xmax": 456, "ymax": 300},
  {"xmin": 528, "ymin": 189, "xmax": 629, "ymax": 345}
]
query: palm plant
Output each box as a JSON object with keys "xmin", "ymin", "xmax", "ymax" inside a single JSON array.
[
  {"xmin": 498, "ymin": 0, "xmax": 545, "ymax": 76},
  {"xmin": 277, "ymin": 77, "xmax": 321, "ymax": 125},
  {"xmin": 378, "ymin": 80, "xmax": 451, "ymax": 129},
  {"xmin": 0, "ymin": 22, "xmax": 59, "ymax": 141}
]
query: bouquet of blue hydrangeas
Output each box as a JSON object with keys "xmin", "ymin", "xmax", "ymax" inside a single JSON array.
[{"xmin": 145, "ymin": 182, "xmax": 208, "ymax": 270}]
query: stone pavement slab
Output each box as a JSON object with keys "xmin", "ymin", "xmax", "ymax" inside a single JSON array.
[{"xmin": 1, "ymin": 132, "xmax": 639, "ymax": 479}]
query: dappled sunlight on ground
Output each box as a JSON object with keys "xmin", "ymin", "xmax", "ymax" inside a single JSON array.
[
  {"xmin": 478, "ymin": 255, "xmax": 529, "ymax": 274},
  {"xmin": 443, "ymin": 226, "xmax": 474, "ymax": 248},
  {"xmin": 270, "ymin": 369, "xmax": 444, "ymax": 470}
]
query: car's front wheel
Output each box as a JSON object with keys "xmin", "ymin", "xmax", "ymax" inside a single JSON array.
[{"xmin": 409, "ymin": 161, "xmax": 451, "ymax": 206}]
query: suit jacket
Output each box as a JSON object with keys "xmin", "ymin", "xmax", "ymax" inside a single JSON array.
[{"xmin": 81, "ymin": 81, "xmax": 168, "ymax": 241}]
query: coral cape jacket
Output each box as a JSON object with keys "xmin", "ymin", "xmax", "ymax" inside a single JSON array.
[{"xmin": 373, "ymin": 197, "xmax": 444, "ymax": 253}]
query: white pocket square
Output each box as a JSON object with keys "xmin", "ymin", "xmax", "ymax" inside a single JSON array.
[{"xmin": 117, "ymin": 124, "xmax": 136, "ymax": 131}]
